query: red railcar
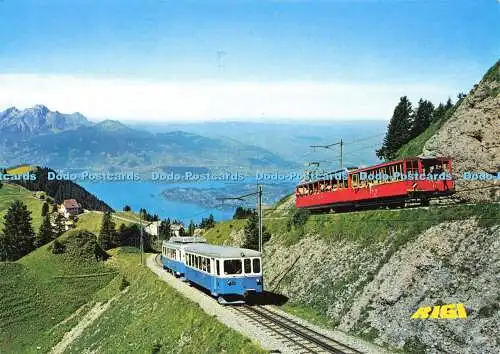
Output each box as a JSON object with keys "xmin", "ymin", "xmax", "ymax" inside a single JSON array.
[{"xmin": 296, "ymin": 157, "xmax": 454, "ymax": 211}]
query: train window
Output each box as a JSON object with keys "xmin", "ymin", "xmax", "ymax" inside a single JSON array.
[
  {"xmin": 224, "ymin": 260, "xmax": 242, "ymax": 275},
  {"xmin": 244, "ymin": 259, "xmax": 251, "ymax": 273},
  {"xmin": 216, "ymin": 260, "xmax": 220, "ymax": 276},
  {"xmin": 207, "ymin": 259, "xmax": 212, "ymax": 274},
  {"xmin": 253, "ymin": 259, "xmax": 261, "ymax": 273}
]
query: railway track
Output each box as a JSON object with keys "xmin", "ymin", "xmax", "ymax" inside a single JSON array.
[
  {"xmin": 154, "ymin": 255, "xmax": 363, "ymax": 353},
  {"xmin": 233, "ymin": 305, "xmax": 363, "ymax": 354}
]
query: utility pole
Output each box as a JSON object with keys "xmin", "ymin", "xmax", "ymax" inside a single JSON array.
[
  {"xmin": 310, "ymin": 139, "xmax": 344, "ymax": 169},
  {"xmin": 140, "ymin": 211, "xmax": 144, "ymax": 265},
  {"xmin": 216, "ymin": 185, "xmax": 264, "ymax": 253},
  {"xmin": 257, "ymin": 185, "xmax": 263, "ymax": 253}
]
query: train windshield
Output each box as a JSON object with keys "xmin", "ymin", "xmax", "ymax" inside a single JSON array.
[
  {"xmin": 224, "ymin": 259, "xmax": 242, "ymax": 275},
  {"xmin": 253, "ymin": 259, "xmax": 261, "ymax": 273}
]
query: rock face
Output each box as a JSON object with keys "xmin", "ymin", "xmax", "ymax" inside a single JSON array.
[
  {"xmin": 0, "ymin": 104, "xmax": 90, "ymax": 137},
  {"xmin": 423, "ymin": 62, "xmax": 500, "ymax": 202},
  {"xmin": 263, "ymin": 219, "xmax": 499, "ymax": 353}
]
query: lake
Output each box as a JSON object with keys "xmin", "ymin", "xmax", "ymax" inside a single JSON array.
[{"xmin": 79, "ymin": 178, "xmax": 296, "ymax": 224}]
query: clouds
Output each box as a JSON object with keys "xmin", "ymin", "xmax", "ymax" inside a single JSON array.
[{"xmin": 0, "ymin": 74, "xmax": 456, "ymax": 122}]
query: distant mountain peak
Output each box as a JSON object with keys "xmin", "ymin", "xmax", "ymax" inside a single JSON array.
[
  {"xmin": 96, "ymin": 119, "xmax": 129, "ymax": 130},
  {"xmin": 0, "ymin": 104, "xmax": 91, "ymax": 137}
]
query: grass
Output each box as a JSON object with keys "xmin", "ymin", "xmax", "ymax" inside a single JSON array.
[
  {"xmin": 114, "ymin": 210, "xmax": 142, "ymax": 222},
  {"xmin": 66, "ymin": 248, "xmax": 264, "ymax": 353},
  {"xmin": 75, "ymin": 212, "xmax": 104, "ymax": 234},
  {"xmin": 0, "ymin": 239, "xmax": 117, "ymax": 353},
  {"xmin": 1, "ymin": 239, "xmax": 264, "ymax": 353},
  {"xmin": 6, "ymin": 165, "xmax": 34, "ymax": 175},
  {"xmin": 203, "ymin": 219, "xmax": 247, "ymax": 245},
  {"xmin": 76, "ymin": 211, "xmax": 138, "ymax": 235},
  {"xmin": 267, "ymin": 203, "xmax": 500, "ymax": 248},
  {"xmin": 0, "ymin": 183, "xmax": 45, "ymax": 232}
]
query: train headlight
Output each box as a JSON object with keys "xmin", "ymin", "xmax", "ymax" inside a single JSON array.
[{"xmin": 257, "ymin": 278, "xmax": 262, "ymax": 285}]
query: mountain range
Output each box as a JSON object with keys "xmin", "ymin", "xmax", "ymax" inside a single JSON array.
[{"xmin": 0, "ymin": 105, "xmax": 295, "ymax": 172}]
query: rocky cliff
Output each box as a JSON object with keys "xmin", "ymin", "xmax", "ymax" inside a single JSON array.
[
  {"xmin": 423, "ymin": 61, "xmax": 499, "ymax": 202},
  {"xmin": 261, "ymin": 204, "xmax": 499, "ymax": 354}
]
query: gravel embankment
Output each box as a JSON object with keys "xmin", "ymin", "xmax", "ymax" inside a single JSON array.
[{"xmin": 147, "ymin": 254, "xmax": 389, "ymax": 353}]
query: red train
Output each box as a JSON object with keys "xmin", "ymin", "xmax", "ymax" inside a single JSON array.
[{"xmin": 296, "ymin": 157, "xmax": 454, "ymax": 211}]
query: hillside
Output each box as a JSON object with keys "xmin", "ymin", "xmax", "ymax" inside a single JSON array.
[
  {"xmin": 397, "ymin": 60, "xmax": 499, "ymax": 202},
  {"xmin": 0, "ymin": 183, "xmax": 45, "ymax": 231},
  {"xmin": 0, "ymin": 233, "xmax": 263, "ymax": 353},
  {"xmin": 212, "ymin": 198, "xmax": 500, "ymax": 353},
  {"xmin": 11, "ymin": 166, "xmax": 113, "ymax": 212}
]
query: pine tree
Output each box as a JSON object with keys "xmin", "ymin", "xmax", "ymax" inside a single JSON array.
[
  {"xmin": 35, "ymin": 215, "xmax": 55, "ymax": 247},
  {"xmin": 376, "ymin": 96, "xmax": 413, "ymax": 160},
  {"xmin": 410, "ymin": 99, "xmax": 435, "ymax": 138},
  {"xmin": 98, "ymin": 211, "xmax": 118, "ymax": 250},
  {"xmin": 54, "ymin": 213, "xmax": 66, "ymax": 236},
  {"xmin": 188, "ymin": 220, "xmax": 195, "ymax": 236},
  {"xmin": 0, "ymin": 200, "xmax": 36, "ymax": 261},
  {"xmin": 159, "ymin": 218, "xmax": 171, "ymax": 240},
  {"xmin": 243, "ymin": 212, "xmax": 270, "ymax": 251},
  {"xmin": 41, "ymin": 202, "xmax": 49, "ymax": 217}
]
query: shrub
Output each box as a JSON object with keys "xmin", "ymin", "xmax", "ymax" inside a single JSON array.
[
  {"xmin": 288, "ymin": 208, "xmax": 311, "ymax": 230},
  {"xmin": 64, "ymin": 230, "xmax": 110, "ymax": 261},
  {"xmin": 119, "ymin": 276, "xmax": 130, "ymax": 291},
  {"xmin": 51, "ymin": 239, "xmax": 66, "ymax": 254}
]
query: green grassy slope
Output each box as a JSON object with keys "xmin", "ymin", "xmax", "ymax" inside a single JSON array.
[
  {"xmin": 0, "ymin": 241, "xmax": 116, "ymax": 352},
  {"xmin": 1, "ymin": 229, "xmax": 263, "ymax": 353},
  {"xmin": 0, "ymin": 183, "xmax": 45, "ymax": 231},
  {"xmin": 203, "ymin": 219, "xmax": 247, "ymax": 245},
  {"xmin": 68, "ymin": 249, "xmax": 264, "ymax": 353}
]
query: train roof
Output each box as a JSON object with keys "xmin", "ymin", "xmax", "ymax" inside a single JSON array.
[
  {"xmin": 167, "ymin": 236, "xmax": 207, "ymax": 244},
  {"xmin": 184, "ymin": 244, "xmax": 261, "ymax": 258}
]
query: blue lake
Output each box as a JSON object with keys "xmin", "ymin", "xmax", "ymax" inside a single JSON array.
[{"xmin": 79, "ymin": 179, "xmax": 295, "ymax": 224}]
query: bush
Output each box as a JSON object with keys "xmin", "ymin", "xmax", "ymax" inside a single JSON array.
[
  {"xmin": 288, "ymin": 208, "xmax": 311, "ymax": 229},
  {"xmin": 119, "ymin": 276, "xmax": 130, "ymax": 291},
  {"xmin": 51, "ymin": 239, "xmax": 66, "ymax": 254},
  {"xmin": 64, "ymin": 230, "xmax": 110, "ymax": 261}
]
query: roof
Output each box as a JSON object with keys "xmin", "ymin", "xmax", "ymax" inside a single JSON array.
[
  {"xmin": 163, "ymin": 241, "xmax": 206, "ymax": 250},
  {"xmin": 184, "ymin": 244, "xmax": 261, "ymax": 258},
  {"xmin": 165, "ymin": 236, "xmax": 207, "ymax": 244},
  {"xmin": 63, "ymin": 199, "xmax": 80, "ymax": 209}
]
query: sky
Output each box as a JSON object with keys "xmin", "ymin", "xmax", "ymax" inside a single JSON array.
[{"xmin": 0, "ymin": 0, "xmax": 498, "ymax": 122}]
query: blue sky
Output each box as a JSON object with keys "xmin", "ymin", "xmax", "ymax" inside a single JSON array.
[{"xmin": 0, "ymin": 0, "xmax": 498, "ymax": 121}]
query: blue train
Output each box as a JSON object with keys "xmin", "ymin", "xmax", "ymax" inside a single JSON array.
[{"xmin": 161, "ymin": 238, "xmax": 263, "ymax": 304}]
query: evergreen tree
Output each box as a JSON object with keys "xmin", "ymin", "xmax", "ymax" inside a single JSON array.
[
  {"xmin": 243, "ymin": 212, "xmax": 271, "ymax": 251},
  {"xmin": 123, "ymin": 205, "xmax": 131, "ymax": 212},
  {"xmin": 41, "ymin": 202, "xmax": 49, "ymax": 217},
  {"xmin": 410, "ymin": 99, "xmax": 435, "ymax": 138},
  {"xmin": 188, "ymin": 220, "xmax": 196, "ymax": 236},
  {"xmin": 35, "ymin": 215, "xmax": 55, "ymax": 247},
  {"xmin": 159, "ymin": 218, "xmax": 171, "ymax": 239},
  {"xmin": 54, "ymin": 213, "xmax": 66, "ymax": 236},
  {"xmin": 0, "ymin": 200, "xmax": 36, "ymax": 261},
  {"xmin": 445, "ymin": 97, "xmax": 453, "ymax": 110},
  {"xmin": 98, "ymin": 211, "xmax": 118, "ymax": 250},
  {"xmin": 376, "ymin": 96, "xmax": 413, "ymax": 160}
]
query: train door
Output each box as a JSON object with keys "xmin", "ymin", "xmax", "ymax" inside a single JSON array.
[{"xmin": 211, "ymin": 258, "xmax": 217, "ymax": 292}]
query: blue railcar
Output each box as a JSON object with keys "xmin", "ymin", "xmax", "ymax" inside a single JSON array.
[
  {"xmin": 160, "ymin": 237, "xmax": 206, "ymax": 277},
  {"xmin": 183, "ymin": 244, "xmax": 263, "ymax": 304}
]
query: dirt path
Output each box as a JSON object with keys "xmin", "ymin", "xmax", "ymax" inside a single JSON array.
[{"xmin": 50, "ymin": 292, "xmax": 122, "ymax": 354}]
